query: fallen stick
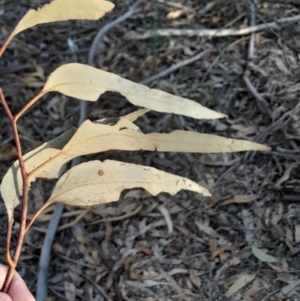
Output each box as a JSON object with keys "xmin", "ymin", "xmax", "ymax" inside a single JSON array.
[
  {"xmin": 243, "ymin": 1, "xmax": 271, "ymax": 116},
  {"xmin": 140, "ymin": 48, "xmax": 213, "ymax": 85},
  {"xmin": 125, "ymin": 14, "xmax": 300, "ymax": 39}
]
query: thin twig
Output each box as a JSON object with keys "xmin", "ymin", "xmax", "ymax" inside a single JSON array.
[
  {"xmin": 242, "ymin": 3, "xmax": 299, "ymax": 156},
  {"xmin": 125, "ymin": 14, "xmax": 300, "ymax": 39},
  {"xmin": 202, "ymin": 37, "xmax": 249, "ymax": 82},
  {"xmin": 198, "ymin": 1, "xmax": 218, "ymax": 16},
  {"xmin": 0, "ymin": 64, "xmax": 32, "ymax": 74},
  {"xmin": 57, "ymin": 208, "xmax": 89, "ymax": 231},
  {"xmin": 255, "ymin": 108, "xmax": 295, "ymax": 143},
  {"xmin": 271, "ymin": 152, "xmax": 300, "ymax": 160},
  {"xmin": 0, "ymin": 89, "xmax": 29, "ymax": 293},
  {"xmin": 89, "ymin": 204, "xmax": 143, "ymax": 225},
  {"xmin": 140, "ymin": 48, "xmax": 213, "ymax": 85},
  {"xmin": 80, "ymin": 274, "xmax": 113, "ymax": 301},
  {"xmin": 247, "ymin": 1, "xmax": 255, "ymax": 62},
  {"xmin": 243, "ymin": 1, "xmax": 271, "ymax": 116},
  {"xmin": 25, "ymin": 201, "xmax": 56, "ymax": 233},
  {"xmin": 255, "ymin": 10, "xmax": 300, "ymax": 53},
  {"xmin": 243, "ymin": 73, "xmax": 271, "ymax": 115},
  {"xmin": 15, "ymin": 91, "xmax": 46, "ymax": 123},
  {"xmin": 212, "ymin": 161, "xmax": 240, "ymax": 190},
  {"xmin": 89, "ymin": 1, "xmax": 141, "ymax": 66},
  {"xmin": 242, "ymin": 1, "xmax": 271, "ymax": 162}
]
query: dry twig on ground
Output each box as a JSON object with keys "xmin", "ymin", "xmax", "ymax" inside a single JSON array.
[
  {"xmin": 140, "ymin": 48, "xmax": 214, "ymax": 85},
  {"xmin": 125, "ymin": 14, "xmax": 300, "ymax": 39},
  {"xmin": 243, "ymin": 1, "xmax": 271, "ymax": 115}
]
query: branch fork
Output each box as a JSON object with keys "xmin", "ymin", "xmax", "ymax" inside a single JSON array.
[{"xmin": 0, "ymin": 88, "xmax": 47, "ymax": 292}]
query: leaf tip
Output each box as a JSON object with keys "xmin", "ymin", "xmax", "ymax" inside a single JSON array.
[
  {"xmin": 204, "ymin": 190, "xmax": 212, "ymax": 197},
  {"xmin": 258, "ymin": 145, "xmax": 271, "ymax": 152},
  {"xmin": 210, "ymin": 111, "xmax": 228, "ymax": 120}
]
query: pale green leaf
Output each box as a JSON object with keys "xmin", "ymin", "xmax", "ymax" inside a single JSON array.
[{"xmin": 251, "ymin": 246, "xmax": 277, "ymax": 263}]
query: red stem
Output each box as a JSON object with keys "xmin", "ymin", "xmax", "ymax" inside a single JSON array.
[
  {"xmin": 15, "ymin": 91, "xmax": 46, "ymax": 123},
  {"xmin": 0, "ymin": 89, "xmax": 29, "ymax": 293},
  {"xmin": 0, "ymin": 34, "xmax": 13, "ymax": 57},
  {"xmin": 25, "ymin": 200, "xmax": 54, "ymax": 233}
]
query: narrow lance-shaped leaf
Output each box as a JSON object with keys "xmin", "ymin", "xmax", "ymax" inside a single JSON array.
[
  {"xmin": 1, "ymin": 118, "xmax": 270, "ymax": 219},
  {"xmin": 62, "ymin": 118, "xmax": 271, "ymax": 157},
  {"xmin": 0, "ymin": 129, "xmax": 75, "ymax": 221},
  {"xmin": 41, "ymin": 63, "xmax": 227, "ymax": 120},
  {"xmin": 124, "ymin": 108, "xmax": 150, "ymax": 122},
  {"xmin": 47, "ymin": 160, "xmax": 211, "ymax": 207},
  {"xmin": 225, "ymin": 273, "xmax": 256, "ymax": 298},
  {"xmin": 0, "ymin": 0, "xmax": 115, "ymax": 56}
]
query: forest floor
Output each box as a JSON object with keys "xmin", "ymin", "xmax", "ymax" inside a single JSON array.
[{"xmin": 1, "ymin": 0, "xmax": 300, "ymax": 300}]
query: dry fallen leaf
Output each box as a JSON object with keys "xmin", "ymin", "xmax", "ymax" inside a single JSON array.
[
  {"xmin": 225, "ymin": 273, "xmax": 256, "ymax": 298},
  {"xmin": 189, "ymin": 269, "xmax": 201, "ymax": 288},
  {"xmin": 275, "ymin": 163, "xmax": 298, "ymax": 187},
  {"xmin": 281, "ymin": 279, "xmax": 300, "ymax": 296},
  {"xmin": 210, "ymin": 245, "xmax": 235, "ymax": 260},
  {"xmin": 157, "ymin": 205, "xmax": 173, "ymax": 234},
  {"xmin": 48, "ymin": 160, "xmax": 211, "ymax": 206},
  {"xmin": 64, "ymin": 281, "xmax": 76, "ymax": 301},
  {"xmin": 0, "ymin": 0, "xmax": 115, "ymax": 55},
  {"xmin": 285, "ymin": 227, "xmax": 294, "ymax": 252},
  {"xmin": 21, "ymin": 65, "xmax": 45, "ymax": 87},
  {"xmin": 41, "ymin": 63, "xmax": 227, "ymax": 120},
  {"xmin": 244, "ymin": 278, "xmax": 261, "ymax": 301}
]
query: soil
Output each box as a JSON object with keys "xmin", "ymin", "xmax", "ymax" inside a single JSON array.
[{"xmin": 1, "ymin": 0, "xmax": 300, "ymax": 300}]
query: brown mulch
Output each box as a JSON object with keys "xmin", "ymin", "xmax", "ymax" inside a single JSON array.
[{"xmin": 1, "ymin": 0, "xmax": 300, "ymax": 300}]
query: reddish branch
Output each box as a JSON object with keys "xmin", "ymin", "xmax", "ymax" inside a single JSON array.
[{"xmin": 0, "ymin": 89, "xmax": 30, "ymax": 293}]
